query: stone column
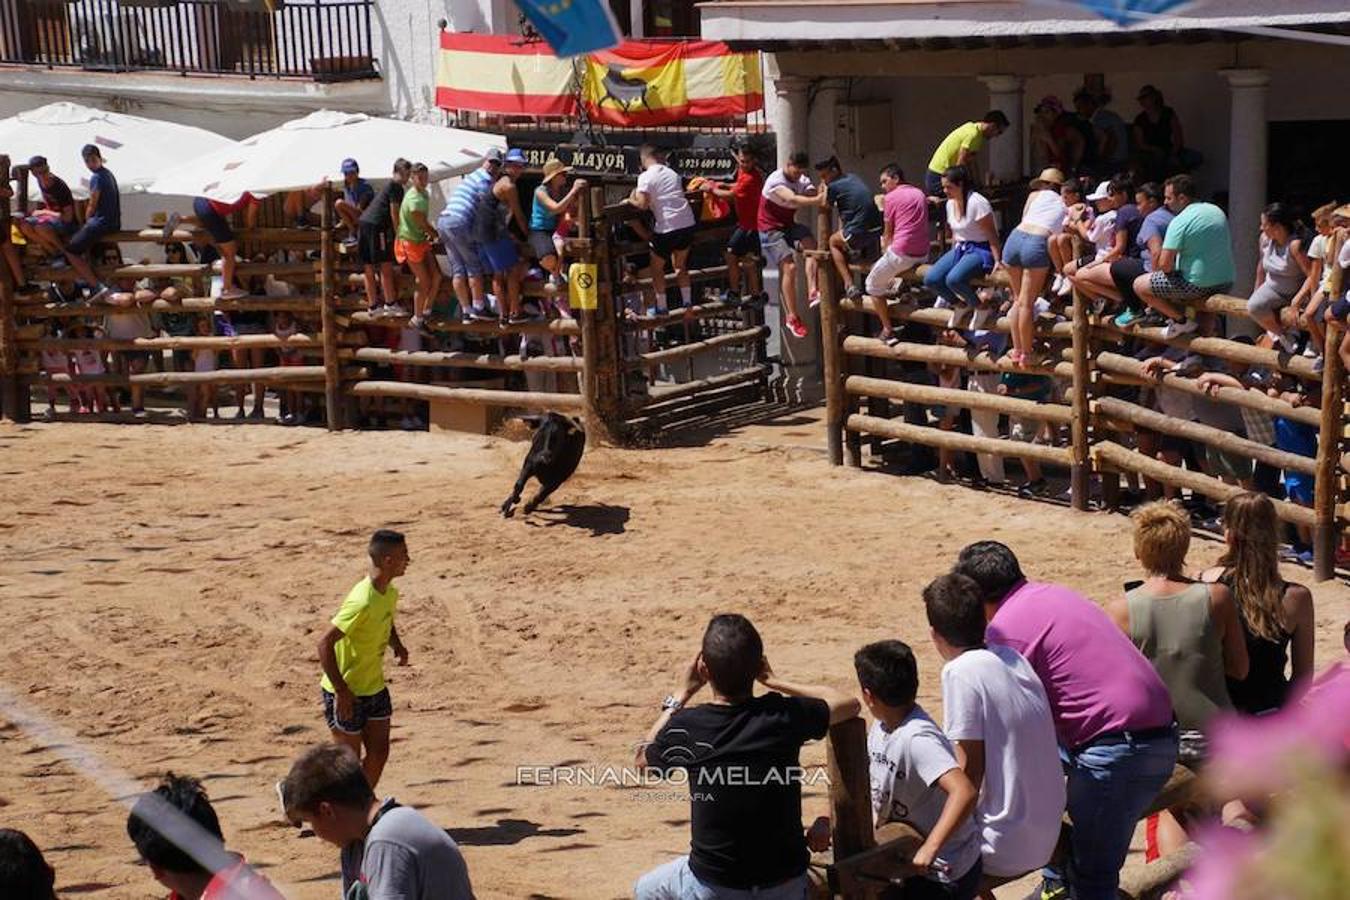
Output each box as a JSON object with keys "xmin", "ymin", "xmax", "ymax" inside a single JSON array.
[
  {"xmin": 977, "ymin": 74, "xmax": 1024, "ymax": 184},
  {"xmin": 809, "ymin": 78, "xmax": 848, "ymax": 165},
  {"xmin": 1223, "ymin": 68, "xmax": 1269, "ymax": 298},
  {"xmin": 772, "ymin": 75, "xmax": 811, "ymax": 167}
]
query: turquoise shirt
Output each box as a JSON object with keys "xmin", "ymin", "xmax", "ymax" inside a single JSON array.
[{"xmin": 1162, "ymin": 201, "xmax": 1235, "ymax": 288}]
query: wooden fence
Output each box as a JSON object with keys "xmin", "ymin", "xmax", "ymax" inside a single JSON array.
[
  {"xmin": 816, "ymin": 206, "xmax": 1347, "ymax": 582},
  {"xmin": 0, "ymin": 155, "xmax": 775, "ymax": 444}
]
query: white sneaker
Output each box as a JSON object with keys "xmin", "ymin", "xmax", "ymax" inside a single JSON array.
[
  {"xmin": 968, "ymin": 306, "xmax": 993, "ymax": 331},
  {"xmin": 1301, "ymin": 341, "xmax": 1320, "ymax": 358},
  {"xmin": 1276, "ymin": 331, "xmax": 1298, "ymax": 355},
  {"xmin": 947, "ymin": 304, "xmax": 972, "ymax": 328},
  {"xmin": 1056, "ymin": 276, "xmax": 1074, "ymax": 298},
  {"xmin": 1050, "ymin": 273, "xmax": 1065, "ymax": 295},
  {"xmin": 1162, "ymin": 317, "xmax": 1198, "ymax": 339}
]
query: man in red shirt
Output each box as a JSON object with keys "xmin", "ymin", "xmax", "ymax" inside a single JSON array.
[
  {"xmin": 167, "ymin": 193, "xmax": 263, "ymax": 300},
  {"xmin": 126, "ymin": 774, "xmax": 284, "ymax": 900},
  {"xmin": 704, "ymin": 145, "xmax": 765, "ymax": 304}
]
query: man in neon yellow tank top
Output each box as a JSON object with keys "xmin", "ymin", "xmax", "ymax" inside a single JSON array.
[{"xmin": 318, "ymin": 529, "xmax": 410, "ymax": 790}]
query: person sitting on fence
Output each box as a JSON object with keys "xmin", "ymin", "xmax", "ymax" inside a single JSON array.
[
  {"xmin": 57, "ymin": 144, "xmax": 121, "ymax": 304},
  {"xmin": 758, "ymin": 151, "xmax": 822, "ymax": 339},
  {"xmin": 867, "ymin": 163, "xmax": 932, "ymax": 345},
  {"xmin": 629, "ymin": 144, "xmax": 698, "ymax": 315},
  {"xmin": 632, "ymin": 613, "xmax": 858, "ymax": 900},
  {"xmin": 1107, "ymin": 501, "xmax": 1248, "ymax": 859},
  {"xmin": 335, "ymin": 157, "xmax": 374, "ymax": 245},
  {"xmin": 1270, "ymin": 375, "xmax": 1320, "ymax": 563},
  {"xmin": 172, "ymin": 191, "xmax": 262, "ymax": 301},
  {"xmin": 282, "ymin": 743, "xmax": 474, "ymax": 899},
  {"xmin": 1131, "ymin": 174, "xmax": 1235, "ymax": 338},
  {"xmin": 1003, "ymin": 168, "xmax": 1066, "ymax": 367},
  {"xmin": 476, "ymin": 148, "xmax": 530, "ymax": 326},
  {"xmin": 851, "ymin": 639, "xmax": 983, "ymax": 900},
  {"xmin": 1199, "ymin": 491, "xmax": 1317, "ymax": 716},
  {"xmin": 529, "ymin": 157, "xmax": 588, "ymax": 292},
  {"xmin": 925, "ymin": 111, "xmax": 1011, "ymax": 198},
  {"xmin": 318, "ymin": 528, "xmax": 411, "ymax": 791},
  {"xmin": 1291, "ymin": 202, "xmax": 1340, "ymax": 365},
  {"xmin": 923, "ymin": 573, "xmax": 1065, "ymax": 887},
  {"xmin": 17, "ymin": 156, "xmax": 77, "ymax": 260},
  {"xmin": 126, "ymin": 773, "xmax": 284, "ymax": 900},
  {"xmin": 1325, "ymin": 205, "xmax": 1350, "ymax": 376},
  {"xmin": 953, "ymin": 541, "xmax": 1178, "ymax": 900},
  {"xmin": 703, "ymin": 143, "xmax": 765, "ymax": 305},
  {"xmin": 70, "ymin": 323, "xmax": 113, "ymax": 414},
  {"xmin": 1068, "ymin": 177, "xmax": 1142, "ymax": 311},
  {"xmin": 1074, "ymin": 181, "xmax": 1170, "ymax": 328},
  {"xmin": 397, "ymin": 163, "xmax": 443, "ymax": 332},
  {"xmin": 812, "ymin": 156, "xmax": 884, "ymax": 301},
  {"xmin": 189, "ymin": 314, "xmax": 219, "ymax": 421},
  {"xmin": 924, "ymin": 166, "xmax": 1001, "ymax": 331},
  {"xmin": 1245, "ymin": 203, "xmax": 1311, "ymax": 355},
  {"xmin": 357, "ymin": 157, "xmax": 410, "ymax": 313},
  {"xmin": 1046, "ymin": 178, "xmax": 1089, "ymax": 295},
  {"xmin": 0, "ymin": 827, "xmax": 58, "ymax": 900}
]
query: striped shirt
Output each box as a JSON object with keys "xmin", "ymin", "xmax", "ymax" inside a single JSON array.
[{"xmin": 439, "ymin": 167, "xmax": 494, "ymax": 230}]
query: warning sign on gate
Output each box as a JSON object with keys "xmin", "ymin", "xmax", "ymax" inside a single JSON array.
[{"xmin": 569, "ymin": 263, "xmax": 598, "ymax": 310}]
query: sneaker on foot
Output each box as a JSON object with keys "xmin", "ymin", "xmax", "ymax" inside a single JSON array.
[
  {"xmin": 1056, "ymin": 276, "xmax": 1074, "ymax": 297},
  {"xmin": 1162, "ymin": 317, "xmax": 1198, "ymax": 339},
  {"xmin": 1274, "ymin": 331, "xmax": 1299, "ymax": 354},
  {"xmin": 947, "ymin": 304, "xmax": 972, "ymax": 328},
  {"xmin": 785, "ymin": 314, "xmax": 808, "ymax": 339},
  {"xmin": 845, "ymin": 286, "xmax": 863, "ymax": 301},
  {"xmin": 1050, "ymin": 273, "xmax": 1064, "ymax": 295},
  {"xmin": 1113, "ymin": 308, "xmax": 1141, "ymax": 328},
  {"xmin": 968, "ymin": 306, "xmax": 993, "ymax": 330},
  {"xmin": 407, "ymin": 314, "xmax": 424, "ymax": 329},
  {"xmin": 807, "ymin": 290, "xmax": 821, "ymax": 309},
  {"xmin": 1017, "ymin": 478, "xmax": 1049, "ymax": 499},
  {"xmin": 469, "ymin": 305, "xmax": 496, "ymax": 321}
]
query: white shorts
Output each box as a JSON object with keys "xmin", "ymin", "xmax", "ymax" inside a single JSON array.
[{"xmin": 865, "ymin": 248, "xmax": 926, "ymax": 297}]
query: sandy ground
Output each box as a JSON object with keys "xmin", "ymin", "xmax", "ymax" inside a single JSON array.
[{"xmin": 0, "ymin": 413, "xmax": 1346, "ymax": 900}]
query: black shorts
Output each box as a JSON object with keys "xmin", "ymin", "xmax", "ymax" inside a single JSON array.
[
  {"xmin": 67, "ymin": 221, "xmax": 113, "ymax": 255},
  {"xmin": 193, "ymin": 197, "xmax": 235, "ymax": 244},
  {"xmin": 321, "ymin": 687, "xmax": 393, "ymax": 734},
  {"xmin": 358, "ymin": 222, "xmax": 393, "ymax": 265},
  {"xmin": 844, "ymin": 230, "xmax": 881, "ymax": 261},
  {"xmin": 650, "ymin": 224, "xmax": 696, "ymax": 260},
  {"xmin": 528, "ymin": 230, "xmax": 558, "ymax": 261},
  {"xmin": 726, "ymin": 227, "xmax": 760, "ymax": 257},
  {"xmin": 1110, "ymin": 258, "xmax": 1147, "ymax": 307},
  {"xmin": 1329, "ymin": 295, "xmax": 1350, "ymax": 321}
]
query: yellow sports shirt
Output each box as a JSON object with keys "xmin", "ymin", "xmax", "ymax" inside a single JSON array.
[
  {"xmin": 928, "ymin": 122, "xmax": 985, "ymax": 175},
  {"xmin": 320, "ymin": 577, "xmax": 398, "ymax": 697}
]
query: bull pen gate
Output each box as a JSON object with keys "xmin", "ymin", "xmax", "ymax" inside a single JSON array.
[
  {"xmin": 811, "ymin": 204, "xmax": 1349, "ymax": 583},
  {"xmin": 0, "ymin": 154, "xmax": 774, "ymax": 450}
]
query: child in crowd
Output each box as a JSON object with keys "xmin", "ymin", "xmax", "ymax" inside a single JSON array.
[
  {"xmin": 1271, "ymin": 375, "xmax": 1320, "ymax": 561},
  {"xmin": 1047, "ymin": 180, "xmax": 1089, "ymax": 293},
  {"xmin": 70, "ymin": 324, "xmax": 114, "ymax": 413},
  {"xmin": 999, "ymin": 370, "xmax": 1055, "ymax": 497},
  {"xmin": 39, "ymin": 323, "xmax": 74, "ymax": 418},
  {"xmin": 853, "ymin": 639, "xmax": 982, "ymax": 899},
  {"xmin": 272, "ymin": 310, "xmax": 305, "ymax": 426},
  {"xmin": 1292, "ymin": 202, "xmax": 1338, "ymax": 357},
  {"xmin": 930, "ymin": 329, "xmax": 966, "ymax": 482},
  {"xmin": 191, "ymin": 315, "xmax": 219, "ymax": 421},
  {"xmin": 923, "ymin": 573, "xmax": 1065, "ymax": 884}
]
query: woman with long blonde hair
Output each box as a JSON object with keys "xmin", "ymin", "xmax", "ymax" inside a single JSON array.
[{"xmin": 1201, "ymin": 492, "xmax": 1316, "ymax": 714}]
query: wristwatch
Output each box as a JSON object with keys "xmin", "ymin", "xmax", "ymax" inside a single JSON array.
[{"xmin": 661, "ymin": 694, "xmax": 683, "ymax": 712}]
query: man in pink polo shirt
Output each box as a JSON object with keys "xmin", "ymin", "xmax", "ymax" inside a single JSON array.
[
  {"xmin": 953, "ymin": 541, "xmax": 1177, "ymax": 900},
  {"xmin": 865, "ymin": 163, "xmax": 931, "ymax": 345}
]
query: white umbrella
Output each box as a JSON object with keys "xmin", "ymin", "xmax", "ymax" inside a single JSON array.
[
  {"xmin": 148, "ymin": 110, "xmax": 506, "ymax": 201},
  {"xmin": 0, "ymin": 101, "xmax": 233, "ymax": 199}
]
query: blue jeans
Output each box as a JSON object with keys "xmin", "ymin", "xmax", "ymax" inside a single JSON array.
[
  {"xmin": 924, "ymin": 244, "xmax": 988, "ymax": 307},
  {"xmin": 1049, "ymin": 731, "xmax": 1179, "ymax": 900},
  {"xmin": 635, "ymin": 856, "xmax": 808, "ymax": 900}
]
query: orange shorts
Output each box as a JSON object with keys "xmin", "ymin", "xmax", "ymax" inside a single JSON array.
[{"xmin": 394, "ymin": 238, "xmax": 431, "ymax": 265}]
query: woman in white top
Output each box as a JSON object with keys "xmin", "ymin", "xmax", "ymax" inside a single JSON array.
[
  {"xmin": 1002, "ymin": 168, "xmax": 1066, "ymax": 365},
  {"xmin": 922, "ymin": 166, "xmax": 1002, "ymax": 330},
  {"xmin": 1246, "ymin": 202, "xmax": 1309, "ymax": 354}
]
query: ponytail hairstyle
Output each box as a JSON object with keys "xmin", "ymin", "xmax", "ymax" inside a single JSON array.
[
  {"xmin": 1262, "ymin": 202, "xmax": 1310, "ymax": 247},
  {"xmin": 1218, "ymin": 492, "xmax": 1288, "ymax": 641},
  {"xmin": 943, "ymin": 165, "xmax": 972, "ymax": 217}
]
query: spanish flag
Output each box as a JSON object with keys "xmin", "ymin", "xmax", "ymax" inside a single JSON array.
[{"xmin": 435, "ymin": 32, "xmax": 763, "ymax": 128}]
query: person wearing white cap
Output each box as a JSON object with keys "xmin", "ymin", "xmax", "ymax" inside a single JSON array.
[{"xmin": 1060, "ymin": 177, "xmax": 1139, "ymax": 306}]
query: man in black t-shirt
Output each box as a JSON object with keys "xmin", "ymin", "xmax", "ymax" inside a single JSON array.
[
  {"xmin": 357, "ymin": 157, "xmax": 411, "ymax": 310},
  {"xmin": 633, "ymin": 614, "xmax": 860, "ymax": 898},
  {"xmin": 812, "ymin": 157, "xmax": 884, "ymax": 301}
]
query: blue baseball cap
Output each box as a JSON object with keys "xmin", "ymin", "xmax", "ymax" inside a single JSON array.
[
  {"xmin": 503, "ymin": 148, "xmax": 526, "ymax": 165},
  {"xmin": 340, "ymin": 158, "xmax": 359, "ymax": 174}
]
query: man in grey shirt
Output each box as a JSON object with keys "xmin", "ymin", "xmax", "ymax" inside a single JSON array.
[{"xmin": 283, "ymin": 743, "xmax": 474, "ymax": 900}]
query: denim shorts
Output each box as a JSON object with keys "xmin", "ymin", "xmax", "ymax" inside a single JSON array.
[
  {"xmin": 437, "ymin": 221, "xmax": 484, "ymax": 277},
  {"xmin": 1003, "ymin": 228, "xmax": 1051, "ymax": 269},
  {"xmin": 321, "ymin": 687, "xmax": 393, "ymax": 734}
]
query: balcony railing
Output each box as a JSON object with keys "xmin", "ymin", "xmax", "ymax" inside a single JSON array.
[{"xmin": 0, "ymin": 0, "xmax": 378, "ymax": 81}]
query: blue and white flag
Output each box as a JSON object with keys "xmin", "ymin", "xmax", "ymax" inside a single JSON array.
[
  {"xmin": 1072, "ymin": 1, "xmax": 1192, "ymax": 25},
  {"xmin": 514, "ymin": 0, "xmax": 622, "ymax": 57}
]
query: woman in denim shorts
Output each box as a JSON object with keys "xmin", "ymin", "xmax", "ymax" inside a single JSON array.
[{"xmin": 1004, "ymin": 168, "xmax": 1067, "ymax": 365}]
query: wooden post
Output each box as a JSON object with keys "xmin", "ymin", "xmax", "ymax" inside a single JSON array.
[
  {"xmin": 319, "ymin": 184, "xmax": 342, "ymax": 430},
  {"xmin": 1069, "ymin": 287, "xmax": 1091, "ymax": 511},
  {"xmin": 819, "ymin": 262, "xmax": 844, "ymax": 467},
  {"xmin": 0, "ymin": 155, "xmax": 18, "ymax": 423},
  {"xmin": 576, "ymin": 186, "xmax": 621, "ymax": 444},
  {"xmin": 827, "ymin": 716, "xmax": 875, "ymax": 899},
  {"xmin": 1313, "ymin": 232, "xmax": 1345, "ymax": 581}
]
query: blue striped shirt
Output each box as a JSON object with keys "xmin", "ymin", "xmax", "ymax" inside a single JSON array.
[{"xmin": 439, "ymin": 167, "xmax": 493, "ymax": 230}]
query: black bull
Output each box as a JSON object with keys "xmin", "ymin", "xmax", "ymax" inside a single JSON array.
[{"xmin": 500, "ymin": 412, "xmax": 586, "ymax": 517}]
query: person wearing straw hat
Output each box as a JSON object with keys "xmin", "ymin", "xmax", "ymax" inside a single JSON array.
[
  {"xmin": 529, "ymin": 157, "xmax": 588, "ymax": 295},
  {"xmin": 1002, "ymin": 167, "xmax": 1066, "ymax": 366}
]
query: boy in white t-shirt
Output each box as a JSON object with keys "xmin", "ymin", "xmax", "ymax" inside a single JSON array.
[
  {"xmin": 628, "ymin": 144, "xmax": 696, "ymax": 313},
  {"xmin": 923, "ymin": 573, "xmax": 1066, "ymax": 882},
  {"xmin": 853, "ymin": 639, "xmax": 983, "ymax": 899}
]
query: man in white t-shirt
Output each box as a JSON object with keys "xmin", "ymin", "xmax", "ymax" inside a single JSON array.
[
  {"xmin": 923, "ymin": 573, "xmax": 1066, "ymax": 882},
  {"xmin": 628, "ymin": 144, "xmax": 697, "ymax": 313},
  {"xmin": 757, "ymin": 151, "xmax": 822, "ymax": 338}
]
